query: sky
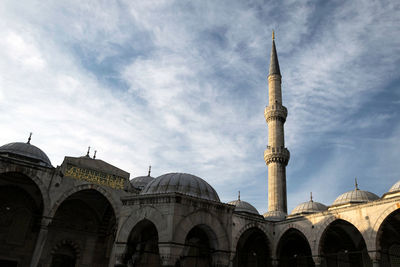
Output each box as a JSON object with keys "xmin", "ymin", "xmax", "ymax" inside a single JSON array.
[{"xmin": 0, "ymin": 0, "xmax": 399, "ymax": 214}]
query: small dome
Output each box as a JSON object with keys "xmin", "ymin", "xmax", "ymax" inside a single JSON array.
[
  {"xmin": 332, "ymin": 188, "xmax": 379, "ymax": 206},
  {"xmin": 130, "ymin": 175, "xmax": 155, "ymax": 190},
  {"xmin": 291, "ymin": 200, "xmax": 327, "ymax": 215},
  {"xmin": 0, "ymin": 142, "xmax": 52, "ymax": 167},
  {"xmin": 141, "ymin": 173, "xmax": 220, "ymax": 202},
  {"xmin": 389, "ymin": 181, "xmax": 400, "ymax": 193},
  {"xmin": 228, "ymin": 199, "xmax": 259, "ymax": 215}
]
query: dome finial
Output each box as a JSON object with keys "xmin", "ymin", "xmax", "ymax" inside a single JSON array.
[
  {"xmin": 272, "ymin": 30, "xmax": 275, "ymax": 40},
  {"xmin": 27, "ymin": 132, "xmax": 32, "ymax": 144},
  {"xmin": 310, "ymin": 192, "xmax": 313, "ymax": 202},
  {"xmin": 148, "ymin": 165, "xmax": 151, "ymax": 176},
  {"xmin": 355, "ymin": 177, "xmax": 359, "ymax": 190},
  {"xmin": 93, "ymin": 150, "xmax": 97, "ymax": 159},
  {"xmin": 238, "ymin": 190, "xmax": 241, "ymax": 201},
  {"xmin": 86, "ymin": 146, "xmax": 91, "ymax": 157}
]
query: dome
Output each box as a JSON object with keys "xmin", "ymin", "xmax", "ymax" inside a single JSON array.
[
  {"xmin": 291, "ymin": 200, "xmax": 327, "ymax": 215},
  {"xmin": 0, "ymin": 142, "xmax": 52, "ymax": 167},
  {"xmin": 130, "ymin": 175, "xmax": 155, "ymax": 190},
  {"xmin": 389, "ymin": 181, "xmax": 400, "ymax": 193},
  {"xmin": 141, "ymin": 173, "xmax": 220, "ymax": 202},
  {"xmin": 332, "ymin": 188, "xmax": 379, "ymax": 206},
  {"xmin": 228, "ymin": 199, "xmax": 259, "ymax": 215}
]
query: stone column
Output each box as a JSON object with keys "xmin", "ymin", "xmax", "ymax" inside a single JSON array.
[
  {"xmin": 111, "ymin": 242, "xmax": 127, "ymax": 267},
  {"xmin": 30, "ymin": 218, "xmax": 51, "ymax": 267},
  {"xmin": 159, "ymin": 243, "xmax": 183, "ymax": 267},
  {"xmin": 313, "ymin": 256, "xmax": 322, "ymax": 267},
  {"xmin": 369, "ymin": 251, "xmax": 380, "ymax": 267}
]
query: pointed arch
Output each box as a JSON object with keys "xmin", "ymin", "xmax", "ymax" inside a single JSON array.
[
  {"xmin": 49, "ymin": 184, "xmax": 120, "ymax": 220},
  {"xmin": 0, "ymin": 169, "xmax": 50, "ymax": 215}
]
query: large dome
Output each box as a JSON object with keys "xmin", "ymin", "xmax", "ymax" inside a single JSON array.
[
  {"xmin": 141, "ymin": 173, "xmax": 220, "ymax": 202},
  {"xmin": 332, "ymin": 188, "xmax": 379, "ymax": 206},
  {"xmin": 0, "ymin": 142, "xmax": 52, "ymax": 167},
  {"xmin": 228, "ymin": 199, "xmax": 259, "ymax": 215},
  {"xmin": 291, "ymin": 200, "xmax": 327, "ymax": 215}
]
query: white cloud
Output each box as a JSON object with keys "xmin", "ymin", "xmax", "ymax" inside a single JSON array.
[{"xmin": 0, "ymin": 0, "xmax": 399, "ymax": 214}]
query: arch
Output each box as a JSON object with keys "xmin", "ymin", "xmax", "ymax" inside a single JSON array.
[
  {"xmin": 117, "ymin": 206, "xmax": 166, "ymax": 244},
  {"xmin": 45, "ymin": 188, "xmax": 117, "ymax": 267},
  {"xmin": 173, "ymin": 209, "xmax": 230, "ymax": 252},
  {"xmin": 49, "ymin": 184, "xmax": 120, "ymax": 220},
  {"xmin": 370, "ymin": 204, "xmax": 400, "ymax": 250},
  {"xmin": 51, "ymin": 239, "xmax": 81, "ymax": 259},
  {"xmin": 274, "ymin": 223, "xmax": 313, "ymax": 256},
  {"xmin": 275, "ymin": 228, "xmax": 314, "ymax": 267},
  {"xmin": 180, "ymin": 224, "xmax": 217, "ymax": 267},
  {"xmin": 0, "ymin": 169, "xmax": 50, "ymax": 215},
  {"xmin": 233, "ymin": 226, "xmax": 272, "ymax": 267},
  {"xmin": 232, "ymin": 222, "xmax": 273, "ymax": 254},
  {"xmin": 314, "ymin": 214, "xmax": 370, "ymax": 254},
  {"xmin": 318, "ymin": 219, "xmax": 371, "ymax": 266},
  {"xmin": 374, "ymin": 207, "xmax": 400, "ymax": 265},
  {"xmin": 123, "ymin": 219, "xmax": 161, "ymax": 267}
]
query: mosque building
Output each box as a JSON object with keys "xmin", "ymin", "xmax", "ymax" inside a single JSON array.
[{"xmin": 0, "ymin": 33, "xmax": 399, "ymax": 267}]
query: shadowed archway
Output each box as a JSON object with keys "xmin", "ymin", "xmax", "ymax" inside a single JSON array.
[
  {"xmin": 0, "ymin": 172, "xmax": 44, "ymax": 266},
  {"xmin": 180, "ymin": 224, "xmax": 217, "ymax": 267},
  {"xmin": 377, "ymin": 208, "xmax": 400, "ymax": 266},
  {"xmin": 276, "ymin": 228, "xmax": 314, "ymax": 267},
  {"xmin": 233, "ymin": 227, "xmax": 272, "ymax": 267},
  {"xmin": 124, "ymin": 219, "xmax": 161, "ymax": 267},
  {"xmin": 46, "ymin": 189, "xmax": 116, "ymax": 267},
  {"xmin": 319, "ymin": 219, "xmax": 371, "ymax": 267}
]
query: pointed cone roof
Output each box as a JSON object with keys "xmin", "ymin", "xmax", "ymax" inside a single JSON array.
[{"xmin": 269, "ymin": 38, "xmax": 281, "ymax": 76}]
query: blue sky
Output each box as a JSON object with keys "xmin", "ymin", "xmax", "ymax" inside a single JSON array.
[{"xmin": 0, "ymin": 0, "xmax": 399, "ymax": 214}]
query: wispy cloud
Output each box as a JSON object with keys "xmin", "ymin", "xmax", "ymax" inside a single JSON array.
[{"xmin": 0, "ymin": 0, "xmax": 399, "ymax": 214}]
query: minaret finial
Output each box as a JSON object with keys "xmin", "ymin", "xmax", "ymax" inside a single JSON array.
[
  {"xmin": 86, "ymin": 146, "xmax": 91, "ymax": 157},
  {"xmin": 355, "ymin": 177, "xmax": 359, "ymax": 190},
  {"xmin": 93, "ymin": 150, "xmax": 97, "ymax": 159},
  {"xmin": 272, "ymin": 30, "xmax": 275, "ymax": 40},
  {"xmin": 310, "ymin": 192, "xmax": 313, "ymax": 202},
  {"xmin": 27, "ymin": 132, "xmax": 32, "ymax": 144},
  {"xmin": 238, "ymin": 190, "xmax": 240, "ymax": 201},
  {"xmin": 148, "ymin": 165, "xmax": 151, "ymax": 176}
]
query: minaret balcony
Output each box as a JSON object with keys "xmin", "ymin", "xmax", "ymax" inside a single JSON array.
[
  {"xmin": 264, "ymin": 105, "xmax": 287, "ymax": 123},
  {"xmin": 264, "ymin": 146, "xmax": 290, "ymax": 165}
]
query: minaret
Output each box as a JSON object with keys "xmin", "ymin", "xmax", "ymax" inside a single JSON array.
[{"xmin": 264, "ymin": 31, "xmax": 290, "ymax": 219}]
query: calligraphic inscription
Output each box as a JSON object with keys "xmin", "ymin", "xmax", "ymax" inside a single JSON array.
[{"xmin": 65, "ymin": 165, "xmax": 125, "ymax": 189}]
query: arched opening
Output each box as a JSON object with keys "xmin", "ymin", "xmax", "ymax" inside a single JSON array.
[
  {"xmin": 46, "ymin": 189, "xmax": 116, "ymax": 267},
  {"xmin": 181, "ymin": 225, "xmax": 217, "ymax": 267},
  {"xmin": 319, "ymin": 219, "xmax": 371, "ymax": 267},
  {"xmin": 0, "ymin": 172, "xmax": 44, "ymax": 266},
  {"xmin": 276, "ymin": 228, "xmax": 314, "ymax": 267},
  {"xmin": 233, "ymin": 227, "xmax": 272, "ymax": 267},
  {"xmin": 50, "ymin": 243, "xmax": 77, "ymax": 267},
  {"xmin": 124, "ymin": 219, "xmax": 161, "ymax": 267},
  {"xmin": 377, "ymin": 208, "xmax": 400, "ymax": 266}
]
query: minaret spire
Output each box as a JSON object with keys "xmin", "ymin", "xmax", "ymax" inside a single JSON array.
[
  {"xmin": 269, "ymin": 31, "xmax": 281, "ymax": 77},
  {"xmin": 264, "ymin": 32, "xmax": 290, "ymax": 220}
]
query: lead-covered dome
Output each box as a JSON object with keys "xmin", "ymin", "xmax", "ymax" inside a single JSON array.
[
  {"xmin": 291, "ymin": 199, "xmax": 327, "ymax": 215},
  {"xmin": 382, "ymin": 180, "xmax": 400, "ymax": 199},
  {"xmin": 389, "ymin": 181, "xmax": 400, "ymax": 193},
  {"xmin": 0, "ymin": 142, "xmax": 52, "ymax": 167},
  {"xmin": 141, "ymin": 173, "xmax": 220, "ymax": 202},
  {"xmin": 131, "ymin": 175, "xmax": 155, "ymax": 190},
  {"xmin": 228, "ymin": 199, "xmax": 259, "ymax": 215},
  {"xmin": 332, "ymin": 188, "xmax": 379, "ymax": 206}
]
